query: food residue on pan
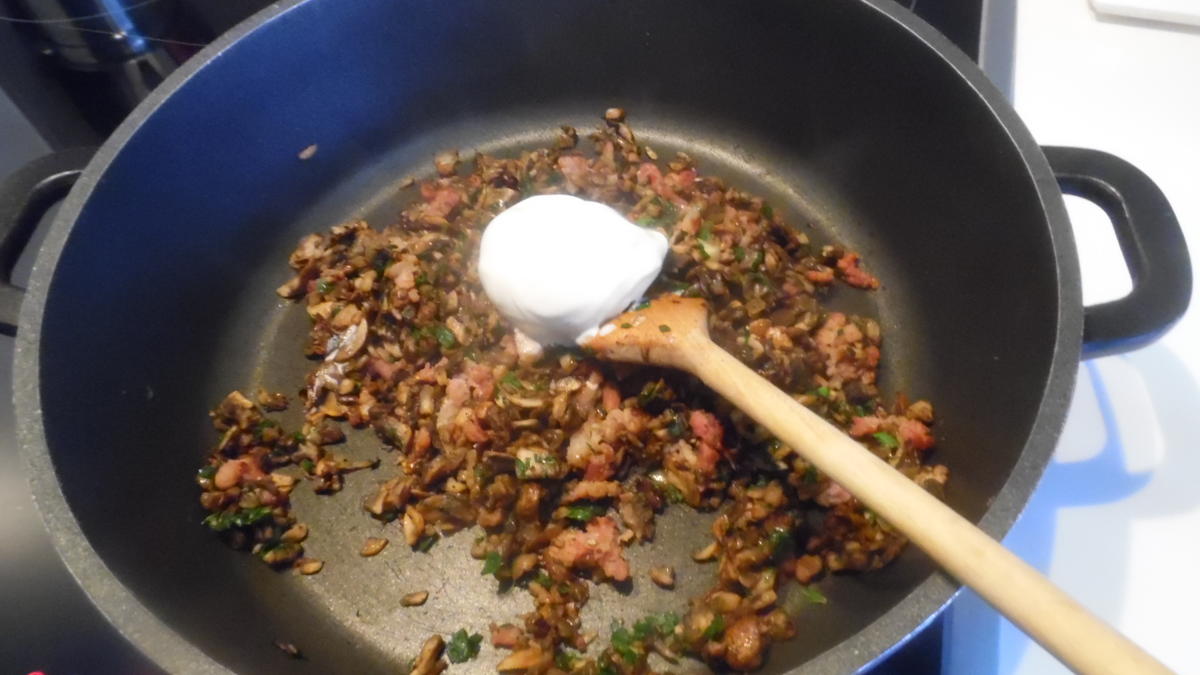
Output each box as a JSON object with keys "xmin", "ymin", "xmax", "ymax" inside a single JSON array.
[{"xmin": 195, "ymin": 109, "xmax": 946, "ymax": 673}]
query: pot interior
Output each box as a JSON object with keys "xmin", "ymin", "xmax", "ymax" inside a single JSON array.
[{"xmin": 30, "ymin": 0, "xmax": 1061, "ymax": 672}]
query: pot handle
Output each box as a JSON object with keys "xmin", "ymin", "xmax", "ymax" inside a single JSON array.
[
  {"xmin": 0, "ymin": 148, "xmax": 96, "ymax": 336},
  {"xmin": 1043, "ymin": 146, "xmax": 1192, "ymax": 359}
]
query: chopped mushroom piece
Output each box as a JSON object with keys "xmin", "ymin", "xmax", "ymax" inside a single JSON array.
[
  {"xmin": 294, "ymin": 558, "xmax": 324, "ymax": 575},
  {"xmin": 692, "ymin": 541, "xmax": 719, "ymax": 562},
  {"xmin": 401, "ymin": 591, "xmax": 429, "ymax": 607},
  {"xmin": 650, "ymin": 566, "xmax": 676, "ymax": 588},
  {"xmin": 360, "ymin": 537, "xmax": 389, "ymax": 557},
  {"xmin": 411, "ymin": 634, "xmax": 447, "ymax": 675}
]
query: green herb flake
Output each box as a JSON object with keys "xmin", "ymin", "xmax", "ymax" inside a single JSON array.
[
  {"xmin": 202, "ymin": 511, "xmax": 234, "ymax": 531},
  {"xmin": 801, "ymin": 586, "xmax": 828, "ymax": 605},
  {"xmin": 816, "ymin": 386, "xmax": 831, "ymax": 398},
  {"xmin": 598, "ymin": 660, "xmax": 617, "ymax": 675},
  {"xmin": 734, "ymin": 246, "xmax": 747, "ymax": 262},
  {"xmin": 300, "ymin": 459, "xmax": 315, "ymax": 473},
  {"xmin": 620, "ymin": 322, "xmax": 633, "ymax": 329},
  {"xmin": 481, "ymin": 551, "xmax": 504, "ymax": 577},
  {"xmin": 664, "ymin": 484, "xmax": 685, "ymax": 504},
  {"xmin": 565, "ymin": 504, "xmax": 606, "ymax": 523},
  {"xmin": 432, "ymin": 325, "xmax": 457, "ymax": 349},
  {"xmin": 499, "ymin": 372, "xmax": 524, "ymax": 390},
  {"xmin": 633, "ymin": 612, "xmax": 679, "ymax": 641},
  {"xmin": 555, "ymin": 649, "xmax": 580, "ymax": 671},
  {"xmin": 533, "ymin": 570, "xmax": 554, "ymax": 588},
  {"xmin": 514, "ymin": 458, "xmax": 530, "ymax": 479},
  {"xmin": 634, "ymin": 299, "xmax": 651, "ymax": 311},
  {"xmin": 416, "ymin": 535, "xmax": 438, "ymax": 552},
  {"xmin": 667, "ymin": 413, "xmax": 687, "ymax": 439},
  {"xmin": 372, "ymin": 251, "xmax": 391, "ymax": 274},
  {"xmin": 197, "ymin": 465, "xmax": 217, "ymax": 480},
  {"xmin": 233, "ymin": 506, "xmax": 273, "ymax": 527},
  {"xmin": 697, "ymin": 221, "xmax": 714, "ymax": 241},
  {"xmin": 701, "ymin": 614, "xmax": 726, "ymax": 641},
  {"xmin": 752, "ymin": 249, "xmax": 765, "ymax": 272},
  {"xmin": 203, "ymin": 506, "xmax": 272, "ymax": 532},
  {"xmin": 768, "ymin": 528, "xmax": 795, "ymax": 560},
  {"xmin": 414, "ymin": 272, "xmax": 429, "ymax": 286},
  {"xmin": 637, "ymin": 380, "xmax": 663, "ymax": 407},
  {"xmin": 761, "ymin": 203, "xmax": 775, "ymax": 220},
  {"xmin": 658, "ymin": 324, "xmax": 671, "ymax": 333},
  {"xmin": 291, "ymin": 430, "xmax": 306, "ymax": 443},
  {"xmin": 872, "ymin": 432, "xmax": 899, "ymax": 449},
  {"xmin": 803, "ymin": 465, "xmax": 820, "ymax": 485},
  {"xmin": 315, "ymin": 279, "xmax": 333, "ymax": 294},
  {"xmin": 446, "ymin": 629, "xmax": 483, "ymax": 663},
  {"xmin": 609, "ymin": 622, "xmax": 640, "ymax": 665}
]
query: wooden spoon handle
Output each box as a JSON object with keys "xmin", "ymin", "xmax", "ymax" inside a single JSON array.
[{"xmin": 680, "ymin": 337, "xmax": 1172, "ymax": 675}]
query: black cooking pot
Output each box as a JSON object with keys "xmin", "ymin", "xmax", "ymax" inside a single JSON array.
[{"xmin": 2, "ymin": 0, "xmax": 1190, "ymax": 673}]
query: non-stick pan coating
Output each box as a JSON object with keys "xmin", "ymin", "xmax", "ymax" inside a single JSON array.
[{"xmin": 20, "ymin": 1, "xmax": 1071, "ymax": 672}]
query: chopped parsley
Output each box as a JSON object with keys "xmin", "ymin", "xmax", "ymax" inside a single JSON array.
[
  {"xmin": 300, "ymin": 458, "xmax": 315, "ymax": 473},
  {"xmin": 801, "ymin": 585, "xmax": 828, "ymax": 605},
  {"xmin": 637, "ymin": 380, "xmax": 664, "ymax": 407},
  {"xmin": 196, "ymin": 465, "xmax": 217, "ymax": 480},
  {"xmin": 555, "ymin": 649, "xmax": 580, "ymax": 671},
  {"xmin": 667, "ymin": 413, "xmax": 687, "ymax": 438},
  {"xmin": 635, "ymin": 198, "xmax": 679, "ymax": 229},
  {"xmin": 499, "ymin": 372, "xmax": 524, "ymax": 390},
  {"xmin": 291, "ymin": 430, "xmax": 306, "ymax": 443},
  {"xmin": 481, "ymin": 551, "xmax": 504, "ymax": 577},
  {"xmin": 432, "ymin": 325, "xmax": 457, "ymax": 349},
  {"xmin": 609, "ymin": 621, "xmax": 640, "ymax": 665},
  {"xmin": 315, "ymin": 279, "xmax": 333, "ymax": 294},
  {"xmin": 564, "ymin": 504, "xmax": 606, "ymax": 523},
  {"xmin": 658, "ymin": 324, "xmax": 671, "ymax": 333},
  {"xmin": 446, "ymin": 629, "xmax": 483, "ymax": 663},
  {"xmin": 752, "ymin": 249, "xmax": 765, "ymax": 271},
  {"xmin": 872, "ymin": 432, "xmax": 899, "ymax": 449},
  {"xmin": 803, "ymin": 465, "xmax": 820, "ymax": 484},
  {"xmin": 816, "ymin": 386, "xmax": 831, "ymax": 398},
  {"xmin": 532, "ymin": 570, "xmax": 554, "ymax": 588},
  {"xmin": 372, "ymin": 250, "xmax": 391, "ymax": 274},
  {"xmin": 632, "ymin": 612, "xmax": 679, "ymax": 641},
  {"xmin": 514, "ymin": 458, "xmax": 530, "ymax": 479},
  {"xmin": 620, "ymin": 322, "xmax": 633, "ymax": 329},
  {"xmin": 768, "ymin": 528, "xmax": 795, "ymax": 560},
  {"xmin": 761, "ymin": 203, "xmax": 774, "ymax": 220},
  {"xmin": 664, "ymin": 484, "xmax": 685, "ymax": 504},
  {"xmin": 734, "ymin": 245, "xmax": 746, "ymax": 262},
  {"xmin": 416, "ymin": 535, "xmax": 438, "ymax": 552},
  {"xmin": 203, "ymin": 506, "xmax": 272, "ymax": 532},
  {"xmin": 634, "ymin": 299, "xmax": 651, "ymax": 311},
  {"xmin": 701, "ymin": 614, "xmax": 726, "ymax": 641}
]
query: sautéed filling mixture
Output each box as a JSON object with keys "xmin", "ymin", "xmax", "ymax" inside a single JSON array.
[{"xmin": 195, "ymin": 110, "xmax": 948, "ymax": 673}]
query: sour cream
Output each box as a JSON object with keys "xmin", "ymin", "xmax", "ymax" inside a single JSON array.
[{"xmin": 478, "ymin": 194, "xmax": 668, "ymax": 349}]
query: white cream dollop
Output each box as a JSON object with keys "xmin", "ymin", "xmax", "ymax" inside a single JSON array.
[{"xmin": 478, "ymin": 194, "xmax": 668, "ymax": 348}]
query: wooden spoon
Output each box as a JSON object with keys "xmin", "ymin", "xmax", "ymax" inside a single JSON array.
[{"xmin": 585, "ymin": 294, "xmax": 1171, "ymax": 675}]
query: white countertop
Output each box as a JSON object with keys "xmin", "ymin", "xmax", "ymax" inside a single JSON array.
[{"xmin": 943, "ymin": 1, "xmax": 1200, "ymax": 673}]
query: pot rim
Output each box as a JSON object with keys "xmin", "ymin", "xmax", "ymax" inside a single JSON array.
[{"xmin": 12, "ymin": 1, "xmax": 1083, "ymax": 673}]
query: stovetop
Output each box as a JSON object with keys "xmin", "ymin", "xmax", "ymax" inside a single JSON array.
[{"xmin": 0, "ymin": 1, "xmax": 1006, "ymax": 672}]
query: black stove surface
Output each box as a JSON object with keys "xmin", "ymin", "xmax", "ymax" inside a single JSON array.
[{"xmin": 0, "ymin": 1, "xmax": 1003, "ymax": 672}]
